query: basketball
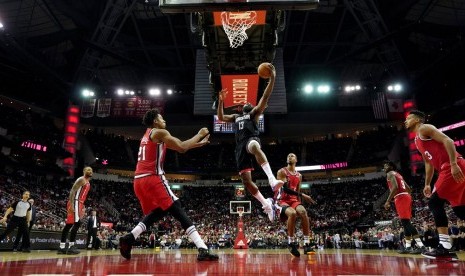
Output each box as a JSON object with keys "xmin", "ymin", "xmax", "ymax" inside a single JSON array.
[{"xmin": 258, "ymin": 62, "xmax": 273, "ymax": 79}]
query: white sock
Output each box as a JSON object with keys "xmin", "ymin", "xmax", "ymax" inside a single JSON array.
[
  {"xmin": 253, "ymin": 191, "xmax": 269, "ymax": 206},
  {"xmin": 69, "ymin": 242, "xmax": 74, "ymax": 247},
  {"xmin": 186, "ymin": 225, "xmax": 208, "ymax": 250},
  {"xmin": 60, "ymin": 242, "xmax": 66, "ymax": 249},
  {"xmin": 405, "ymin": 239, "xmax": 412, "ymax": 248},
  {"xmin": 288, "ymin": 236, "xmax": 295, "ymax": 244},
  {"xmin": 414, "ymin": 237, "xmax": 424, "ymax": 247},
  {"xmin": 261, "ymin": 162, "xmax": 276, "ymax": 182},
  {"xmin": 304, "ymin": 236, "xmax": 309, "ymax": 245},
  {"xmin": 131, "ymin": 222, "xmax": 146, "ymax": 239},
  {"xmin": 439, "ymin": 234, "xmax": 452, "ymax": 249}
]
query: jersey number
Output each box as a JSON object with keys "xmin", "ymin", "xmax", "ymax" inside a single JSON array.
[
  {"xmin": 424, "ymin": 151, "xmax": 433, "ymax": 160},
  {"xmin": 238, "ymin": 121, "xmax": 244, "ymax": 130},
  {"xmin": 138, "ymin": 146, "xmax": 146, "ymax": 161}
]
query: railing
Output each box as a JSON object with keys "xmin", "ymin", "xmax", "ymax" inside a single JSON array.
[
  {"xmin": 373, "ymin": 189, "xmax": 389, "ymax": 211},
  {"xmin": 0, "ymin": 189, "xmax": 63, "ymax": 224},
  {"xmin": 101, "ymin": 197, "xmax": 120, "ymax": 219},
  {"xmin": 39, "ymin": 211, "xmax": 63, "ymax": 223}
]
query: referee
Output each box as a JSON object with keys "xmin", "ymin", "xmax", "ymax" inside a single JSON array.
[{"xmin": 0, "ymin": 191, "xmax": 32, "ymax": 252}]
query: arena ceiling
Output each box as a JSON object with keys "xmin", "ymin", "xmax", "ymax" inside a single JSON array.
[{"xmin": 0, "ymin": 0, "xmax": 464, "ymax": 118}]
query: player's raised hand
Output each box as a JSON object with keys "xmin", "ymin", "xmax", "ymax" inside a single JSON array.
[
  {"xmin": 218, "ymin": 89, "xmax": 228, "ymax": 101},
  {"xmin": 268, "ymin": 63, "xmax": 276, "ymax": 78},
  {"xmin": 198, "ymin": 127, "xmax": 209, "ymax": 137},
  {"xmin": 384, "ymin": 202, "xmax": 390, "ymax": 210},
  {"xmin": 199, "ymin": 134, "xmax": 210, "ymax": 145},
  {"xmin": 192, "ymin": 134, "xmax": 210, "ymax": 149}
]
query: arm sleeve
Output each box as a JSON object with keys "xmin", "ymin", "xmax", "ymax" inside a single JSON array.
[
  {"xmin": 11, "ymin": 201, "xmax": 19, "ymax": 209},
  {"xmin": 282, "ymin": 186, "xmax": 300, "ymax": 196}
]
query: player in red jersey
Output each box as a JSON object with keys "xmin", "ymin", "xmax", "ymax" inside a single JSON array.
[
  {"xmin": 275, "ymin": 153, "xmax": 316, "ymax": 257},
  {"xmin": 405, "ymin": 110, "xmax": 465, "ymax": 261},
  {"xmin": 119, "ymin": 108, "xmax": 218, "ymax": 261},
  {"xmin": 383, "ymin": 160, "xmax": 425, "ymax": 254},
  {"xmin": 58, "ymin": 166, "xmax": 93, "ymax": 255}
]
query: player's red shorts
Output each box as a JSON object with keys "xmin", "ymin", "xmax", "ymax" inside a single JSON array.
[
  {"xmin": 134, "ymin": 174, "xmax": 178, "ymax": 215},
  {"xmin": 277, "ymin": 199, "xmax": 303, "ymax": 222},
  {"xmin": 278, "ymin": 199, "xmax": 301, "ymax": 210},
  {"xmin": 66, "ymin": 201, "xmax": 85, "ymax": 224},
  {"xmin": 434, "ymin": 158, "xmax": 465, "ymax": 207},
  {"xmin": 394, "ymin": 193, "xmax": 412, "ymax": 219}
]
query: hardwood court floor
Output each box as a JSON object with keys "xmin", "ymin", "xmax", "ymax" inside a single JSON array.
[{"xmin": 1, "ymin": 248, "xmax": 464, "ymax": 275}]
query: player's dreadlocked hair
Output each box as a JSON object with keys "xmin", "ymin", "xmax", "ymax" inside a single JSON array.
[
  {"xmin": 383, "ymin": 160, "xmax": 397, "ymax": 172},
  {"xmin": 142, "ymin": 109, "xmax": 160, "ymax": 127},
  {"xmin": 409, "ymin": 110, "xmax": 426, "ymax": 123}
]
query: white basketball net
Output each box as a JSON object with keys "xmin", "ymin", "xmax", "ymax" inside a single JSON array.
[
  {"xmin": 221, "ymin": 11, "xmax": 257, "ymax": 48},
  {"xmin": 237, "ymin": 206, "xmax": 244, "ymax": 217}
]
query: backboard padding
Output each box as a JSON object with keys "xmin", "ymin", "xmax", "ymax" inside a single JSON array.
[{"xmin": 160, "ymin": 0, "xmax": 319, "ymax": 13}]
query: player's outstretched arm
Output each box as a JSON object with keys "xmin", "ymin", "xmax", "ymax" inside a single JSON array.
[
  {"xmin": 154, "ymin": 128, "xmax": 210, "ymax": 153},
  {"xmin": 301, "ymin": 193, "xmax": 317, "ymax": 205},
  {"xmin": 384, "ymin": 172, "xmax": 398, "ymax": 210},
  {"xmin": 217, "ymin": 89, "xmax": 236, "ymax": 123},
  {"xmin": 253, "ymin": 64, "xmax": 276, "ymax": 115},
  {"xmin": 280, "ymin": 182, "xmax": 317, "ymax": 205},
  {"xmin": 420, "ymin": 124, "xmax": 465, "ymax": 183},
  {"xmin": 0, "ymin": 207, "xmax": 14, "ymax": 223}
]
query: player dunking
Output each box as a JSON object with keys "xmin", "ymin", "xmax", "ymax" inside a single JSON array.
[
  {"xmin": 275, "ymin": 153, "xmax": 316, "ymax": 257},
  {"xmin": 217, "ymin": 63, "xmax": 284, "ymax": 221},
  {"xmin": 119, "ymin": 109, "xmax": 218, "ymax": 261},
  {"xmin": 405, "ymin": 110, "xmax": 465, "ymax": 261},
  {"xmin": 58, "ymin": 166, "xmax": 93, "ymax": 254},
  {"xmin": 383, "ymin": 160, "xmax": 425, "ymax": 254}
]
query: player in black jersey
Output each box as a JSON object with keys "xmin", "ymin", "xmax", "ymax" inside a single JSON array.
[{"xmin": 217, "ymin": 63, "xmax": 283, "ymax": 221}]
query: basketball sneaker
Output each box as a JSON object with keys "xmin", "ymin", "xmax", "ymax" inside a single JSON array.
[
  {"xmin": 270, "ymin": 179, "xmax": 284, "ymax": 191},
  {"xmin": 197, "ymin": 248, "xmax": 219, "ymax": 261},
  {"xmin": 304, "ymin": 244, "xmax": 315, "ymax": 255},
  {"xmin": 119, "ymin": 233, "xmax": 136, "ymax": 260},
  {"xmin": 66, "ymin": 245, "xmax": 80, "ymax": 255},
  {"xmin": 421, "ymin": 244, "xmax": 458, "ymax": 261},
  {"xmin": 262, "ymin": 198, "xmax": 275, "ymax": 222},
  {"xmin": 410, "ymin": 247, "xmax": 424, "ymax": 254},
  {"xmin": 397, "ymin": 247, "xmax": 411, "ymax": 254},
  {"xmin": 57, "ymin": 246, "xmax": 68, "ymax": 255},
  {"xmin": 289, "ymin": 242, "xmax": 300, "ymax": 257}
]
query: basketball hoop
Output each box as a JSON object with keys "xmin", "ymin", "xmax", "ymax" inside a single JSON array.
[
  {"xmin": 237, "ymin": 206, "xmax": 245, "ymax": 217},
  {"xmin": 221, "ymin": 11, "xmax": 257, "ymax": 48}
]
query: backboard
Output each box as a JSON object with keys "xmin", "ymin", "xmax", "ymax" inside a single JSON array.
[
  {"xmin": 230, "ymin": 201, "xmax": 252, "ymax": 215},
  {"xmin": 159, "ymin": 0, "xmax": 319, "ymax": 13}
]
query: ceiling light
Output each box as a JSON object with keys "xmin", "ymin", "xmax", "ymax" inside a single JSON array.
[{"xmin": 304, "ymin": 85, "xmax": 313, "ymax": 94}]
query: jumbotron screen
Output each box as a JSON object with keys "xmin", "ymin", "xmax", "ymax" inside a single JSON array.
[{"xmin": 213, "ymin": 114, "xmax": 264, "ymax": 134}]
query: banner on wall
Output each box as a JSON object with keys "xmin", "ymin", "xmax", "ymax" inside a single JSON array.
[
  {"xmin": 220, "ymin": 74, "xmax": 260, "ymax": 115},
  {"xmin": 81, "ymin": 97, "xmax": 165, "ymax": 118},
  {"xmin": 97, "ymin": 98, "xmax": 112, "ymax": 118},
  {"xmin": 100, "ymin": 222, "xmax": 114, "ymax": 228},
  {"xmin": 81, "ymin": 99, "xmax": 96, "ymax": 118},
  {"xmin": 0, "ymin": 227, "xmax": 86, "ymax": 250},
  {"xmin": 386, "ymin": 97, "xmax": 404, "ymax": 120}
]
